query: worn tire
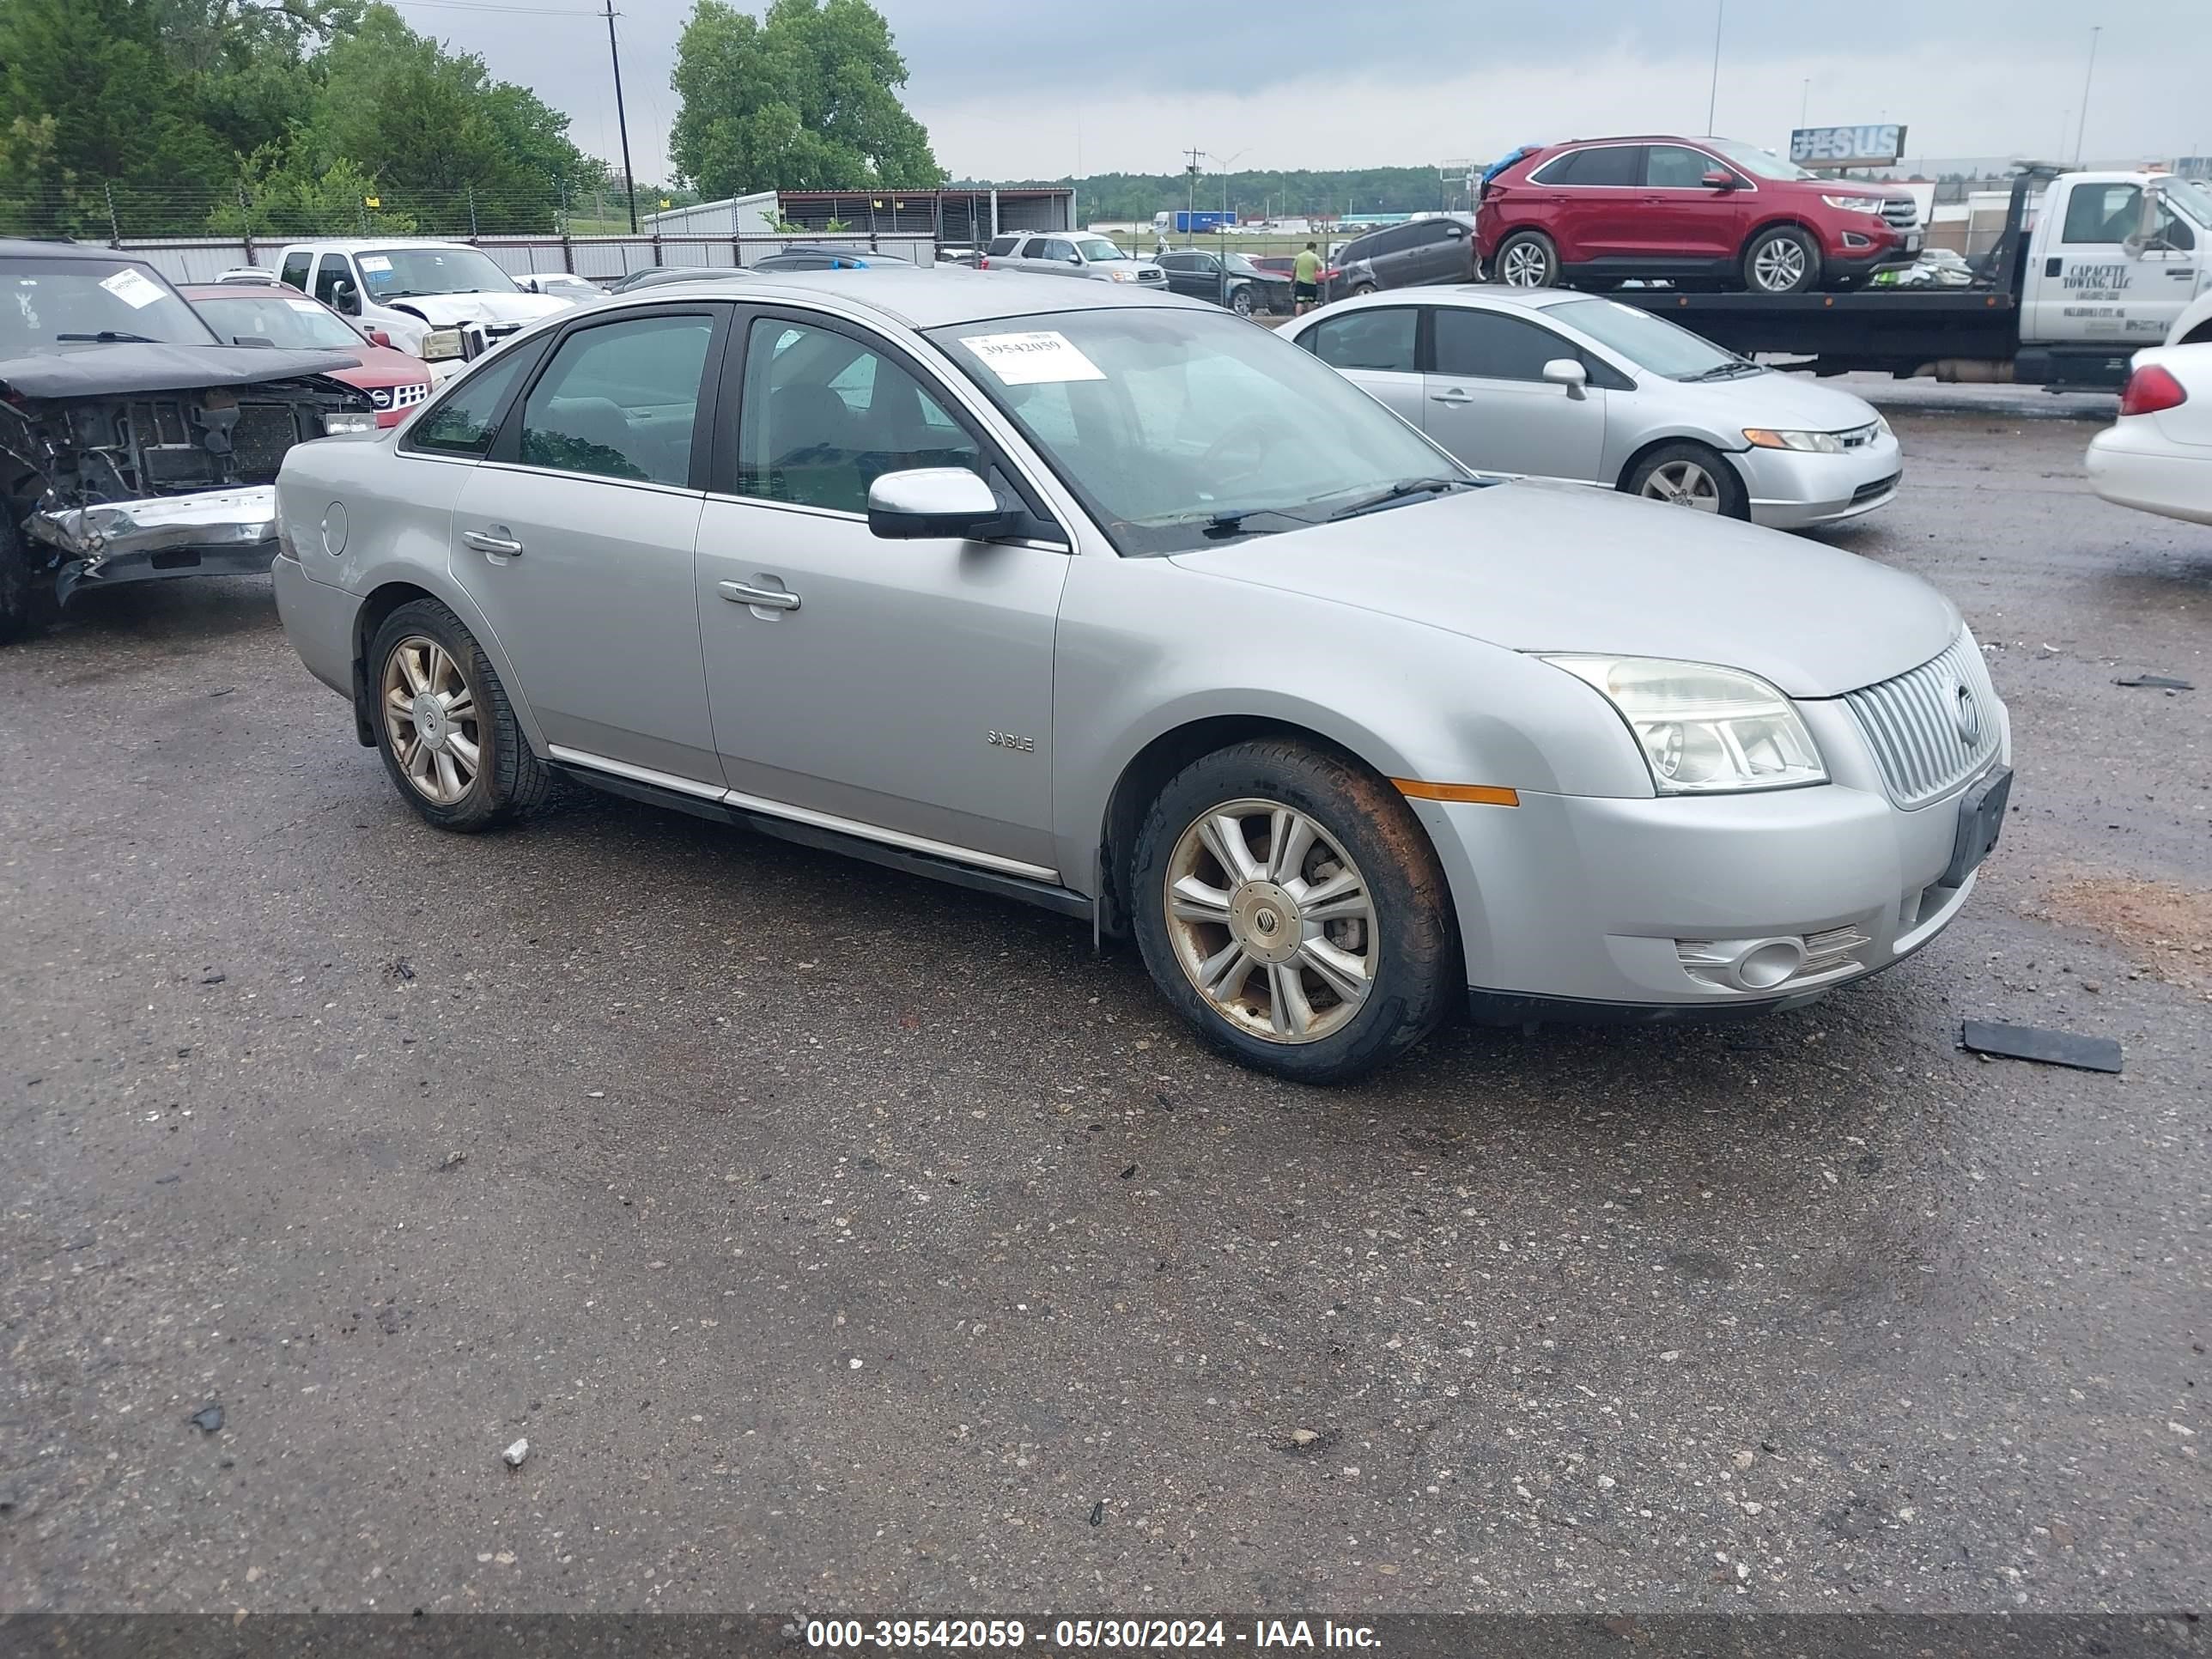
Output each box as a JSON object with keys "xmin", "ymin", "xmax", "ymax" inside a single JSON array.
[
  {"xmin": 368, "ymin": 597, "xmax": 550, "ymax": 831},
  {"xmin": 1230, "ymin": 283, "xmax": 1255, "ymax": 318},
  {"xmin": 1130, "ymin": 738, "xmax": 1458, "ymax": 1085},
  {"xmin": 0, "ymin": 511, "xmax": 42, "ymax": 645},
  {"xmin": 1742, "ymin": 225, "xmax": 1820, "ymax": 294},
  {"xmin": 1623, "ymin": 441, "xmax": 1748, "ymax": 519},
  {"xmin": 1492, "ymin": 230, "xmax": 1559, "ymax": 288}
]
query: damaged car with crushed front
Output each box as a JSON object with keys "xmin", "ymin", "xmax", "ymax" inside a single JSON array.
[{"xmin": 0, "ymin": 241, "xmax": 376, "ymax": 640}]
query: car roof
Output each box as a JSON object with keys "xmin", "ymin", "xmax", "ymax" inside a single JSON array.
[
  {"xmin": 0, "ymin": 238, "xmax": 163, "ymax": 264},
  {"xmin": 1316, "ymin": 283, "xmax": 1595, "ymax": 314},
  {"xmin": 617, "ymin": 265, "xmax": 1210, "ymax": 329},
  {"xmin": 182, "ymin": 282, "xmax": 325, "ymax": 299},
  {"xmin": 276, "ymin": 238, "xmax": 482, "ymax": 252}
]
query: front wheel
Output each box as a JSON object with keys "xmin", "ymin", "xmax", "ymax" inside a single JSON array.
[
  {"xmin": 1230, "ymin": 283, "xmax": 1255, "ymax": 318},
  {"xmin": 1742, "ymin": 226, "xmax": 1820, "ymax": 294},
  {"xmin": 1492, "ymin": 231, "xmax": 1559, "ymax": 288},
  {"xmin": 1130, "ymin": 739, "xmax": 1458, "ymax": 1084},
  {"xmin": 1624, "ymin": 441, "xmax": 1747, "ymax": 519},
  {"xmin": 368, "ymin": 598, "xmax": 550, "ymax": 830}
]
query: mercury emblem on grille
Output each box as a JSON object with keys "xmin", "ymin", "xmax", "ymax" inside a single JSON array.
[{"xmin": 1953, "ymin": 680, "xmax": 1980, "ymax": 745}]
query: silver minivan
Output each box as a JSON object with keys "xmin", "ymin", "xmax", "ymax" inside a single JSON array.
[{"xmin": 271, "ymin": 269, "xmax": 2008, "ymax": 1083}]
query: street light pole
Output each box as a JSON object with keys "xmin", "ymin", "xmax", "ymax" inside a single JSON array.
[
  {"xmin": 2073, "ymin": 27, "xmax": 2100, "ymax": 166},
  {"xmin": 1705, "ymin": 0, "xmax": 1723, "ymax": 135},
  {"xmin": 1800, "ymin": 78, "xmax": 1809, "ymax": 129}
]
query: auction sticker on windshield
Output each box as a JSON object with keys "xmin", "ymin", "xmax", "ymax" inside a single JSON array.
[
  {"xmin": 962, "ymin": 331, "xmax": 1106, "ymax": 386},
  {"xmin": 99, "ymin": 268, "xmax": 166, "ymax": 309},
  {"xmin": 286, "ymin": 299, "xmax": 325, "ymax": 314}
]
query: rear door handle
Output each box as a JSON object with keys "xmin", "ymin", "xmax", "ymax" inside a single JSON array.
[
  {"xmin": 1431, "ymin": 389, "xmax": 1474, "ymax": 405},
  {"xmin": 462, "ymin": 528, "xmax": 524, "ymax": 557},
  {"xmin": 719, "ymin": 579, "xmax": 800, "ymax": 612}
]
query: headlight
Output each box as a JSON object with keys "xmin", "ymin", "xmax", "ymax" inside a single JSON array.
[
  {"xmin": 1542, "ymin": 656, "xmax": 1827, "ymax": 794},
  {"xmin": 1743, "ymin": 427, "xmax": 1846, "ymax": 453},
  {"xmin": 1108, "ymin": 268, "xmax": 1137, "ymax": 282},
  {"xmin": 321, "ymin": 409, "xmax": 379, "ymax": 436},
  {"xmin": 419, "ymin": 327, "xmax": 465, "ymax": 362},
  {"xmin": 1821, "ymin": 194, "xmax": 1884, "ymax": 213}
]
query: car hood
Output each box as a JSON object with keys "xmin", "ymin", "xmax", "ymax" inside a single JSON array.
[
  {"xmin": 1169, "ymin": 480, "xmax": 1958, "ymax": 698},
  {"xmin": 378, "ymin": 292, "xmax": 570, "ymax": 325},
  {"xmin": 1652, "ymin": 368, "xmax": 1884, "ymax": 429},
  {"xmin": 0, "ymin": 342, "xmax": 362, "ymax": 399}
]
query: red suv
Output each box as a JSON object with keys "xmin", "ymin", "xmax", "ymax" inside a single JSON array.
[{"xmin": 1475, "ymin": 136, "xmax": 1922, "ymax": 295}]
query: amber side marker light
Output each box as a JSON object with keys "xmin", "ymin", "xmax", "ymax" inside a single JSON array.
[{"xmin": 1392, "ymin": 780, "xmax": 1520, "ymax": 806}]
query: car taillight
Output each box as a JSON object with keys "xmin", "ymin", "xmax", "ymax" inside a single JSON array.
[
  {"xmin": 1320, "ymin": 268, "xmax": 1341, "ymax": 282},
  {"xmin": 2119, "ymin": 363, "xmax": 2187, "ymax": 417}
]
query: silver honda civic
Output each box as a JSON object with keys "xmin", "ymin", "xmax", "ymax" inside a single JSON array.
[
  {"xmin": 270, "ymin": 268, "xmax": 2010, "ymax": 1084},
  {"xmin": 1282, "ymin": 285, "xmax": 1903, "ymax": 528}
]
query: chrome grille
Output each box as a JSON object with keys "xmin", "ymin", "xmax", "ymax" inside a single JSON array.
[
  {"xmin": 1881, "ymin": 198, "xmax": 1919, "ymax": 230},
  {"xmin": 1844, "ymin": 630, "xmax": 2001, "ymax": 807},
  {"xmin": 392, "ymin": 381, "xmax": 429, "ymax": 410}
]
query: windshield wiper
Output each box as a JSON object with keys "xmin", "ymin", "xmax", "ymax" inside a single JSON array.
[
  {"xmin": 1200, "ymin": 505, "xmax": 1318, "ymax": 539},
  {"xmin": 1682, "ymin": 361, "xmax": 1758, "ymax": 382},
  {"xmin": 1323, "ymin": 477, "xmax": 1474, "ymax": 521},
  {"xmin": 56, "ymin": 330, "xmax": 159, "ymax": 343}
]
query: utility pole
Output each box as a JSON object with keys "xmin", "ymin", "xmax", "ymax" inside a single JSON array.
[
  {"xmin": 1705, "ymin": 0, "xmax": 1723, "ymax": 135},
  {"xmin": 2073, "ymin": 27, "xmax": 2100, "ymax": 166},
  {"xmin": 605, "ymin": 0, "xmax": 639, "ymax": 234},
  {"xmin": 1799, "ymin": 78, "xmax": 1809, "ymax": 129},
  {"xmin": 1185, "ymin": 146, "xmax": 1206, "ymax": 234}
]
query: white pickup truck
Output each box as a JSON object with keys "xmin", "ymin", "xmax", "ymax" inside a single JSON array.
[
  {"xmin": 1610, "ymin": 167, "xmax": 2212, "ymax": 389},
  {"xmin": 268, "ymin": 240, "xmax": 574, "ymax": 368}
]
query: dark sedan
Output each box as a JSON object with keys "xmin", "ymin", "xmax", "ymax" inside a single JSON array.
[{"xmin": 1152, "ymin": 249, "xmax": 1293, "ymax": 317}]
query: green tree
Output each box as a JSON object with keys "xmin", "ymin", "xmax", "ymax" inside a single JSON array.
[{"xmin": 669, "ymin": 0, "xmax": 940, "ymax": 198}]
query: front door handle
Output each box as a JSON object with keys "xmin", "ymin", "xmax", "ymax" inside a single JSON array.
[
  {"xmin": 463, "ymin": 528, "xmax": 524, "ymax": 557},
  {"xmin": 719, "ymin": 579, "xmax": 800, "ymax": 612},
  {"xmin": 1431, "ymin": 389, "xmax": 1474, "ymax": 405}
]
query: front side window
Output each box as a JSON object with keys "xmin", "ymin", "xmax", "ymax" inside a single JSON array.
[
  {"xmin": 1040, "ymin": 239, "xmax": 1077, "ymax": 263},
  {"xmin": 933, "ymin": 307, "xmax": 1459, "ymax": 556},
  {"xmin": 735, "ymin": 318, "xmax": 982, "ymax": 514},
  {"xmin": 0, "ymin": 256, "xmax": 216, "ymax": 354},
  {"xmin": 404, "ymin": 348, "xmax": 537, "ymax": 458},
  {"xmin": 313, "ymin": 254, "xmax": 355, "ymax": 308},
  {"xmin": 1646, "ymin": 145, "xmax": 1717, "ymax": 189},
  {"xmin": 1304, "ymin": 308, "xmax": 1419, "ymax": 374},
  {"xmin": 516, "ymin": 314, "xmax": 714, "ymax": 486},
  {"xmin": 1543, "ymin": 297, "xmax": 1744, "ymax": 380},
  {"xmin": 2063, "ymin": 184, "xmax": 2142, "ymax": 244},
  {"xmin": 1431, "ymin": 308, "xmax": 1577, "ymax": 382},
  {"xmin": 1073, "ymin": 236, "xmax": 1125, "ymax": 264},
  {"xmin": 1705, "ymin": 139, "xmax": 1815, "ymax": 181}
]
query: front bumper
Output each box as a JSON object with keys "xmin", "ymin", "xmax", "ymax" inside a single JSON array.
[
  {"xmin": 1412, "ymin": 693, "xmax": 2011, "ymax": 1019},
  {"xmin": 2087, "ymin": 423, "xmax": 2212, "ymax": 526},
  {"xmin": 28, "ymin": 485, "xmax": 282, "ymax": 604},
  {"xmin": 1735, "ymin": 431, "xmax": 1905, "ymax": 529},
  {"xmin": 1821, "ymin": 228, "xmax": 1920, "ymax": 283}
]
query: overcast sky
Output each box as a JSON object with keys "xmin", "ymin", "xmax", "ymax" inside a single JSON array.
[{"xmin": 389, "ymin": 0, "xmax": 2210, "ymax": 189}]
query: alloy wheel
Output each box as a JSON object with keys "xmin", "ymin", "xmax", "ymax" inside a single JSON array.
[
  {"xmin": 1499, "ymin": 242, "xmax": 1551, "ymax": 286},
  {"xmin": 381, "ymin": 635, "xmax": 483, "ymax": 805},
  {"xmin": 1641, "ymin": 459, "xmax": 1722, "ymax": 510},
  {"xmin": 1162, "ymin": 798, "xmax": 1379, "ymax": 1044},
  {"xmin": 1751, "ymin": 239, "xmax": 1809, "ymax": 292}
]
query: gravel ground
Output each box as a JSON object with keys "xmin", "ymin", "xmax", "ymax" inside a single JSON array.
[{"xmin": 1, "ymin": 391, "xmax": 2205, "ymax": 1617}]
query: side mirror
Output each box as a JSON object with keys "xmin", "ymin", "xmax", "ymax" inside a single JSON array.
[
  {"xmin": 1701, "ymin": 170, "xmax": 1736, "ymax": 191},
  {"xmin": 329, "ymin": 279, "xmax": 361, "ymax": 316},
  {"xmin": 1446, "ymin": 222, "xmax": 1468, "ymax": 237},
  {"xmin": 867, "ymin": 468, "xmax": 1008, "ymax": 541},
  {"xmin": 1541, "ymin": 358, "xmax": 1589, "ymax": 396},
  {"xmin": 1067, "ymin": 252, "xmax": 1084, "ymax": 265}
]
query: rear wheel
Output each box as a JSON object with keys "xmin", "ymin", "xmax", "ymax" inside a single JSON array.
[
  {"xmin": 1742, "ymin": 225, "xmax": 1820, "ymax": 294},
  {"xmin": 1493, "ymin": 231, "xmax": 1559, "ymax": 288},
  {"xmin": 1624, "ymin": 441, "xmax": 1747, "ymax": 519},
  {"xmin": 1130, "ymin": 738, "xmax": 1457, "ymax": 1084},
  {"xmin": 368, "ymin": 598, "xmax": 550, "ymax": 830}
]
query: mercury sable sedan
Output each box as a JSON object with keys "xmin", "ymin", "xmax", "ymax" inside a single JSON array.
[{"xmin": 271, "ymin": 268, "xmax": 2011, "ymax": 1083}]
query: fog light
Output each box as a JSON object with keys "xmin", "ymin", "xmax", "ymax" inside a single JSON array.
[
  {"xmin": 1735, "ymin": 939, "xmax": 1807, "ymax": 990},
  {"xmin": 1842, "ymin": 231, "xmax": 1872, "ymax": 249}
]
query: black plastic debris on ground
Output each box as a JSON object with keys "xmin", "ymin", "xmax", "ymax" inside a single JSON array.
[
  {"xmin": 1961, "ymin": 1019, "xmax": 2123, "ymax": 1074},
  {"xmin": 188, "ymin": 1403, "xmax": 224, "ymax": 1434},
  {"xmin": 2114, "ymin": 673, "xmax": 2193, "ymax": 690}
]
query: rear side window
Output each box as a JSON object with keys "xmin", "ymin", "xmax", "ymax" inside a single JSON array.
[
  {"xmin": 518, "ymin": 314, "xmax": 714, "ymax": 487},
  {"xmin": 279, "ymin": 252, "xmax": 312, "ymax": 292},
  {"xmin": 1534, "ymin": 145, "xmax": 1643, "ymax": 186},
  {"xmin": 1304, "ymin": 308, "xmax": 1419, "ymax": 374},
  {"xmin": 1432, "ymin": 308, "xmax": 1577, "ymax": 382},
  {"xmin": 404, "ymin": 349, "xmax": 536, "ymax": 458}
]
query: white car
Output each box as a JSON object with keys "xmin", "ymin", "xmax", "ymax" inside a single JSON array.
[
  {"xmin": 519, "ymin": 271, "xmax": 604, "ymax": 301},
  {"xmin": 1285, "ymin": 286, "xmax": 1902, "ymax": 528},
  {"xmin": 2086, "ymin": 344, "xmax": 2212, "ymax": 526},
  {"xmin": 268, "ymin": 240, "xmax": 572, "ymax": 360}
]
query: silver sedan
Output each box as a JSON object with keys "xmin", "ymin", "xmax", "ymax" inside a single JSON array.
[
  {"xmin": 271, "ymin": 268, "xmax": 2006, "ymax": 1083},
  {"xmin": 1284, "ymin": 285, "xmax": 1903, "ymax": 528}
]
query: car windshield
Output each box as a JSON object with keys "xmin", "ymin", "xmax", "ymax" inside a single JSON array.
[
  {"xmin": 357, "ymin": 246, "xmax": 518, "ymax": 299},
  {"xmin": 0, "ymin": 256, "xmax": 218, "ymax": 354},
  {"xmin": 1707, "ymin": 139, "xmax": 1818, "ymax": 182},
  {"xmin": 1547, "ymin": 297, "xmax": 1751, "ymax": 380},
  {"xmin": 1073, "ymin": 237, "xmax": 1128, "ymax": 263},
  {"xmin": 931, "ymin": 307, "xmax": 1468, "ymax": 556},
  {"xmin": 2162, "ymin": 177, "xmax": 2212, "ymax": 228},
  {"xmin": 193, "ymin": 294, "xmax": 363, "ymax": 351}
]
